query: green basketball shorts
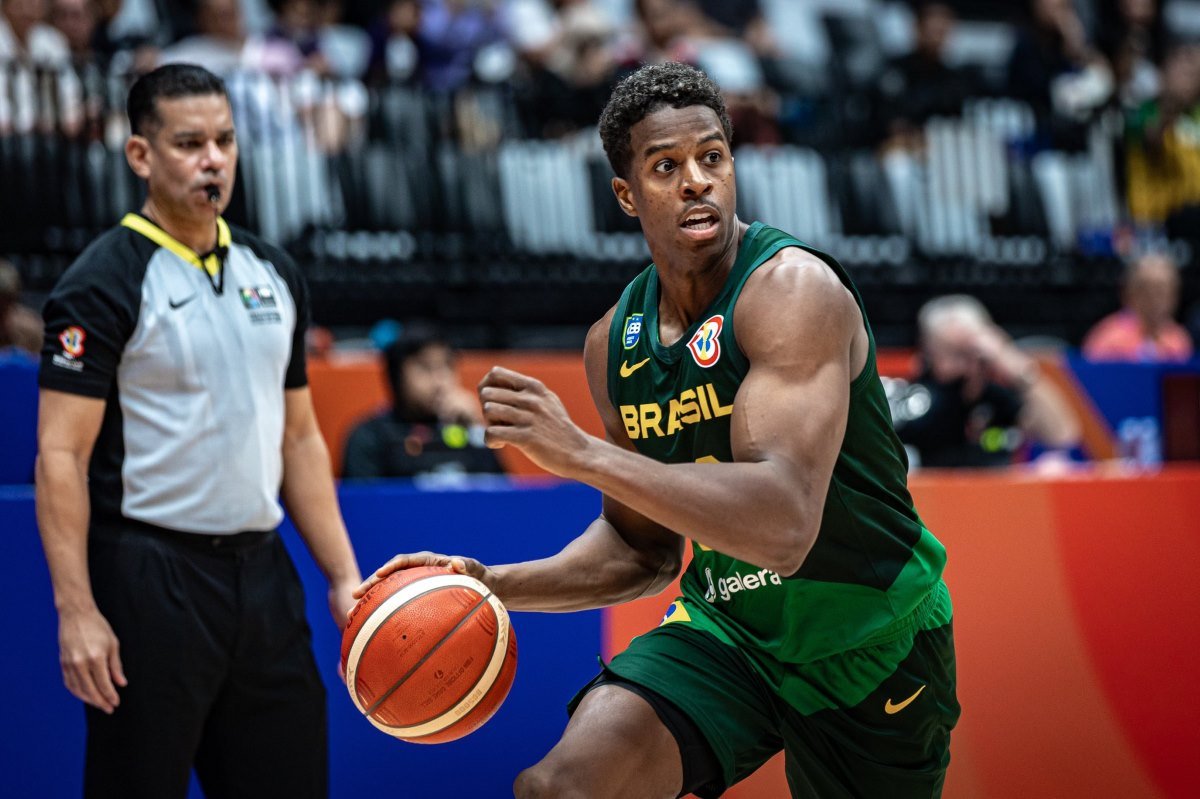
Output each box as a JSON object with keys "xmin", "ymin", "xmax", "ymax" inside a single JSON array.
[{"xmin": 576, "ymin": 582, "xmax": 960, "ymax": 798}]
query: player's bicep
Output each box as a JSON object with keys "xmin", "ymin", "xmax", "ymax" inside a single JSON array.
[
  {"xmin": 731, "ymin": 355, "xmax": 850, "ymax": 490},
  {"xmin": 729, "ymin": 253, "xmax": 859, "ymax": 493}
]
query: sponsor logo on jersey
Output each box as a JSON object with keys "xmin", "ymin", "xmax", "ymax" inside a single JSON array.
[
  {"xmin": 659, "ymin": 601, "xmax": 691, "ymax": 626},
  {"xmin": 239, "ymin": 286, "xmax": 277, "ymax": 310},
  {"xmin": 623, "ymin": 313, "xmax": 644, "ymax": 349},
  {"xmin": 704, "ymin": 565, "xmax": 783, "ymax": 604},
  {"xmin": 619, "ymin": 383, "xmax": 732, "ymax": 439},
  {"xmin": 619, "ymin": 357, "xmax": 650, "ymax": 378},
  {"xmin": 52, "ymin": 326, "xmax": 87, "ymax": 371},
  {"xmin": 59, "ymin": 326, "xmax": 85, "ymax": 357},
  {"xmin": 239, "ymin": 286, "xmax": 281, "ymax": 324},
  {"xmin": 687, "ymin": 314, "xmax": 723, "ymax": 368}
]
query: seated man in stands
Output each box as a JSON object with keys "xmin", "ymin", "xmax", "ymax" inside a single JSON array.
[
  {"xmin": 342, "ymin": 323, "xmax": 504, "ymax": 480},
  {"xmin": 1083, "ymin": 252, "xmax": 1193, "ymax": 362},
  {"xmin": 892, "ymin": 295, "xmax": 1081, "ymax": 468}
]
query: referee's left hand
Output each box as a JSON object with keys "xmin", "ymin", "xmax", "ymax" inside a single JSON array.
[{"xmin": 328, "ymin": 579, "xmax": 358, "ymax": 632}]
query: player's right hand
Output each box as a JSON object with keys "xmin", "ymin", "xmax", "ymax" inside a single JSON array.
[
  {"xmin": 352, "ymin": 551, "xmax": 492, "ymax": 602},
  {"xmin": 58, "ymin": 606, "xmax": 127, "ymax": 714}
]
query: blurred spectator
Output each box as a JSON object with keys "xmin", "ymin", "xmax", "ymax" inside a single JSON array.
[
  {"xmin": 365, "ymin": 0, "xmax": 421, "ymax": 82},
  {"xmin": 876, "ymin": 1, "xmax": 977, "ymax": 149},
  {"xmin": 1096, "ymin": 0, "xmax": 1166, "ymax": 109},
  {"xmin": 623, "ymin": 0, "xmax": 779, "ymax": 144},
  {"xmin": 342, "ymin": 324, "xmax": 504, "ymax": 480},
  {"xmin": 48, "ymin": 0, "xmax": 95, "ymax": 62},
  {"xmin": 0, "ymin": 0, "xmax": 67, "ymax": 61},
  {"xmin": 1006, "ymin": 0, "xmax": 1112, "ymax": 136},
  {"xmin": 1124, "ymin": 43, "xmax": 1200, "ymax": 231},
  {"xmin": 266, "ymin": 0, "xmax": 332, "ymax": 75},
  {"xmin": 158, "ymin": 0, "xmax": 266, "ymax": 74},
  {"xmin": 507, "ymin": 0, "xmax": 620, "ymax": 137},
  {"xmin": 0, "ymin": 0, "xmax": 83, "ymax": 134},
  {"xmin": 0, "ymin": 259, "xmax": 42, "ymax": 357},
  {"xmin": 414, "ymin": 0, "xmax": 504, "ymax": 94},
  {"xmin": 1083, "ymin": 252, "xmax": 1193, "ymax": 361},
  {"xmin": 264, "ymin": 0, "xmax": 370, "ymax": 79},
  {"xmin": 891, "ymin": 295, "xmax": 1082, "ymax": 468}
]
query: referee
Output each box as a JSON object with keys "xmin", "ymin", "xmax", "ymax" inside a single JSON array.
[{"xmin": 34, "ymin": 64, "xmax": 361, "ymax": 798}]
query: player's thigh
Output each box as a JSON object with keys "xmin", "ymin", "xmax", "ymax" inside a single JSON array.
[
  {"xmin": 517, "ymin": 683, "xmax": 684, "ymax": 799},
  {"xmin": 580, "ymin": 621, "xmax": 785, "ymax": 796},
  {"xmin": 783, "ymin": 620, "xmax": 960, "ymax": 798}
]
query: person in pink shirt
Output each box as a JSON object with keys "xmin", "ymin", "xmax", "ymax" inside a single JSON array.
[{"xmin": 1083, "ymin": 252, "xmax": 1194, "ymax": 362}]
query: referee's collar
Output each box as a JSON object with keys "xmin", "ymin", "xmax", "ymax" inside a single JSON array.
[{"xmin": 121, "ymin": 213, "xmax": 231, "ymax": 278}]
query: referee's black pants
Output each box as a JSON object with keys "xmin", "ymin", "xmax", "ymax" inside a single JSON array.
[{"xmin": 84, "ymin": 522, "xmax": 327, "ymax": 799}]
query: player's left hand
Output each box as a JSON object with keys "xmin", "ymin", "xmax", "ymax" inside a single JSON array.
[{"xmin": 477, "ymin": 366, "xmax": 593, "ymax": 477}]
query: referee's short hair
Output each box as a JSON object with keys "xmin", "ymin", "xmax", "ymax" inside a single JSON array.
[{"xmin": 127, "ymin": 64, "xmax": 229, "ymax": 137}]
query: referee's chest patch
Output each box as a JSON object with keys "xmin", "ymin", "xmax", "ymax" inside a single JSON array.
[{"xmin": 239, "ymin": 286, "xmax": 281, "ymax": 324}]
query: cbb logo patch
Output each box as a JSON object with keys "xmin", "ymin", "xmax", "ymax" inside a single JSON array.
[
  {"xmin": 687, "ymin": 315, "xmax": 723, "ymax": 368},
  {"xmin": 623, "ymin": 314, "xmax": 644, "ymax": 349}
]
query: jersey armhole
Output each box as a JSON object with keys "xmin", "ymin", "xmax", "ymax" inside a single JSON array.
[{"xmin": 607, "ymin": 280, "xmax": 638, "ymax": 411}]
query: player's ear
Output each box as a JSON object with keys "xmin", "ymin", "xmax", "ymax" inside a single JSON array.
[
  {"xmin": 125, "ymin": 135, "xmax": 152, "ymax": 180},
  {"xmin": 612, "ymin": 177, "xmax": 638, "ymax": 218}
]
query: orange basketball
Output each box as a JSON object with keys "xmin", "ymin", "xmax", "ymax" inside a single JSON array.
[{"xmin": 340, "ymin": 566, "xmax": 518, "ymax": 744}]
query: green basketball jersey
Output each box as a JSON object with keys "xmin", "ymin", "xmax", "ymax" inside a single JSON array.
[{"xmin": 606, "ymin": 222, "xmax": 947, "ymax": 698}]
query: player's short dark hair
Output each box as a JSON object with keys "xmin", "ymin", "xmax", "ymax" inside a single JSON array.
[
  {"xmin": 127, "ymin": 64, "xmax": 229, "ymax": 137},
  {"xmin": 598, "ymin": 62, "xmax": 733, "ymax": 179}
]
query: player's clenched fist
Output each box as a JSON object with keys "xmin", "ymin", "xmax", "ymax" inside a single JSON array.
[{"xmin": 477, "ymin": 366, "xmax": 594, "ymax": 477}]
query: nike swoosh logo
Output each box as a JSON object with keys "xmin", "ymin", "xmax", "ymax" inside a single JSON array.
[
  {"xmin": 169, "ymin": 295, "xmax": 197, "ymax": 310},
  {"xmin": 884, "ymin": 685, "xmax": 926, "ymax": 715},
  {"xmin": 620, "ymin": 358, "xmax": 651, "ymax": 378}
]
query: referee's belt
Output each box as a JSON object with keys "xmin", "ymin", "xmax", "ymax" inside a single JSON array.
[{"xmin": 93, "ymin": 518, "xmax": 276, "ymax": 553}]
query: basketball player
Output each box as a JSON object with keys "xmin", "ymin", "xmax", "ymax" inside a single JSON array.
[
  {"xmin": 36, "ymin": 64, "xmax": 360, "ymax": 797},
  {"xmin": 359, "ymin": 62, "xmax": 959, "ymax": 798}
]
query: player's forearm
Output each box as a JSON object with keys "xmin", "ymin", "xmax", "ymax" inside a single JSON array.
[
  {"xmin": 281, "ymin": 432, "xmax": 361, "ymax": 585},
  {"xmin": 568, "ymin": 439, "xmax": 817, "ymax": 575},
  {"xmin": 34, "ymin": 451, "xmax": 97, "ymax": 613},
  {"xmin": 490, "ymin": 517, "xmax": 679, "ymax": 612}
]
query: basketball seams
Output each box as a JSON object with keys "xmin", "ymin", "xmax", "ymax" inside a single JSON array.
[
  {"xmin": 344, "ymin": 572, "xmax": 516, "ymax": 742},
  {"xmin": 344, "ymin": 574, "xmax": 488, "ymax": 713},
  {"xmin": 372, "ymin": 592, "xmax": 513, "ymax": 739},
  {"xmin": 362, "ymin": 590, "xmax": 490, "ymax": 716}
]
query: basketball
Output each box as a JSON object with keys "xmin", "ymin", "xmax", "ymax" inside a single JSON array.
[{"xmin": 340, "ymin": 566, "xmax": 518, "ymax": 744}]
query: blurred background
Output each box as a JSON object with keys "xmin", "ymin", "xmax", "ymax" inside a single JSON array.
[{"xmin": 1, "ymin": 0, "xmax": 1199, "ymax": 797}]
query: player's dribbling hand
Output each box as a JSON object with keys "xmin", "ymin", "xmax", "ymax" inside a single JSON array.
[
  {"xmin": 352, "ymin": 551, "xmax": 492, "ymax": 603},
  {"xmin": 477, "ymin": 366, "xmax": 592, "ymax": 477}
]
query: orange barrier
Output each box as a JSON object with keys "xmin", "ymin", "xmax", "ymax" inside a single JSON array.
[
  {"xmin": 605, "ymin": 467, "xmax": 1200, "ymax": 798},
  {"xmin": 309, "ymin": 351, "xmax": 603, "ymax": 477}
]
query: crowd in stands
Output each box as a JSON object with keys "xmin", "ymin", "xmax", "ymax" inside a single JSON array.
[{"xmin": 3, "ymin": 0, "xmax": 1200, "ymax": 475}]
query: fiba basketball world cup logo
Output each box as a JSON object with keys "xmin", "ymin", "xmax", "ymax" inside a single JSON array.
[{"xmin": 688, "ymin": 315, "xmax": 724, "ymax": 368}]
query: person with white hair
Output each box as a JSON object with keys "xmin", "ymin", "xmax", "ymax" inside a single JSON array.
[{"xmin": 893, "ymin": 294, "xmax": 1081, "ymax": 468}]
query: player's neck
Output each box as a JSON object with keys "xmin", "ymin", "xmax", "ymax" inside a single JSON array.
[
  {"xmin": 654, "ymin": 219, "xmax": 746, "ymax": 330},
  {"xmin": 140, "ymin": 200, "xmax": 219, "ymax": 255}
]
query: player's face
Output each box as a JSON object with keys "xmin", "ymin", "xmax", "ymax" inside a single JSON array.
[
  {"xmin": 613, "ymin": 105, "xmax": 737, "ymax": 261},
  {"xmin": 135, "ymin": 93, "xmax": 238, "ymax": 220}
]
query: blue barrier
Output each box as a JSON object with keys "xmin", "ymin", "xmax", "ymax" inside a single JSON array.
[
  {"xmin": 0, "ymin": 355, "xmax": 38, "ymax": 484},
  {"xmin": 0, "ymin": 481, "xmax": 605, "ymax": 798},
  {"xmin": 1067, "ymin": 355, "xmax": 1200, "ymax": 464}
]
